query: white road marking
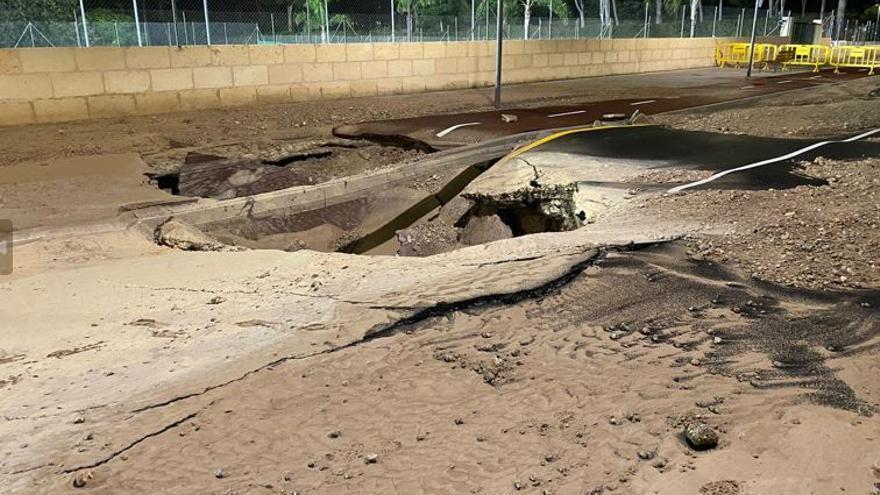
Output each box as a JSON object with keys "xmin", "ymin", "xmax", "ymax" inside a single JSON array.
[
  {"xmin": 739, "ymin": 85, "xmax": 757, "ymax": 89},
  {"xmin": 435, "ymin": 122, "xmax": 481, "ymax": 138},
  {"xmin": 667, "ymin": 127, "xmax": 880, "ymax": 194},
  {"xmin": 810, "ymin": 75, "xmax": 823, "ymax": 79},
  {"xmin": 776, "ymin": 80, "xmax": 793, "ymax": 84},
  {"xmin": 630, "ymin": 100, "xmax": 656, "ymax": 106},
  {"xmin": 548, "ymin": 110, "xmax": 586, "ymax": 118}
]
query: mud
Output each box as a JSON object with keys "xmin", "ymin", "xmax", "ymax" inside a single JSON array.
[{"xmin": 53, "ymin": 243, "xmax": 880, "ymax": 494}]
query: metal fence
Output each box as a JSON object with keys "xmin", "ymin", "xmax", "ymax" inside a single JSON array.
[{"xmin": 4, "ymin": 0, "xmax": 870, "ymax": 49}]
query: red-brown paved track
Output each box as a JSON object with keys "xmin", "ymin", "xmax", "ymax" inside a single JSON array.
[{"xmin": 333, "ymin": 68, "xmax": 872, "ymax": 149}]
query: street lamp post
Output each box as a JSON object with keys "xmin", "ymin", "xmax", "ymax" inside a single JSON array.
[
  {"xmin": 494, "ymin": 0, "xmax": 504, "ymax": 108},
  {"xmin": 746, "ymin": 0, "xmax": 761, "ymax": 77}
]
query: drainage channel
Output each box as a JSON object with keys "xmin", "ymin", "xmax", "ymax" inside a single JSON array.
[{"xmin": 338, "ymin": 161, "xmax": 492, "ymax": 254}]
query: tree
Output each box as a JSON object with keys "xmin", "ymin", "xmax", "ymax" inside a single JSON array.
[
  {"xmin": 395, "ymin": 0, "xmax": 441, "ymax": 41},
  {"xmin": 572, "ymin": 0, "xmax": 586, "ymax": 27},
  {"xmin": 1, "ymin": 0, "xmax": 76, "ymax": 22},
  {"xmin": 519, "ymin": 0, "xmax": 567, "ymax": 40},
  {"xmin": 294, "ymin": 0, "xmax": 331, "ymax": 42}
]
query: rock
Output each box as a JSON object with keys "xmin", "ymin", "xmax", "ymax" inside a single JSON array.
[
  {"xmin": 327, "ymin": 430, "xmax": 341, "ymax": 439},
  {"xmin": 73, "ymin": 416, "xmax": 85, "ymax": 424},
  {"xmin": 364, "ymin": 453, "xmax": 379, "ymax": 464},
  {"xmin": 501, "ymin": 114, "xmax": 519, "ymax": 123},
  {"xmin": 214, "ymin": 468, "xmax": 225, "ymax": 479},
  {"xmin": 454, "ymin": 417, "xmax": 464, "ymax": 425},
  {"xmin": 207, "ymin": 296, "xmax": 226, "ymax": 305},
  {"xmin": 637, "ymin": 450, "xmax": 655, "ymax": 460},
  {"xmin": 155, "ymin": 220, "xmax": 226, "ymax": 251},
  {"xmin": 71, "ymin": 470, "xmax": 92, "ymax": 488},
  {"xmin": 684, "ymin": 422, "xmax": 719, "ymax": 450}
]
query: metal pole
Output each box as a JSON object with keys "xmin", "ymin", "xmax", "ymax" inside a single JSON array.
[
  {"xmin": 224, "ymin": 22, "xmax": 228, "ymax": 44},
  {"xmin": 115, "ymin": 21, "xmax": 120, "ymax": 45},
  {"xmin": 132, "ymin": 0, "xmax": 142, "ymax": 46},
  {"xmin": 746, "ymin": 1, "xmax": 760, "ymax": 77},
  {"xmin": 79, "ymin": 0, "xmax": 90, "ymax": 47},
  {"xmin": 763, "ymin": 8, "xmax": 769, "ymax": 35},
  {"xmin": 471, "ymin": 0, "xmax": 476, "ymax": 40},
  {"xmin": 171, "ymin": 0, "xmax": 179, "ymax": 46},
  {"xmin": 690, "ymin": 0, "xmax": 696, "ymax": 37},
  {"xmin": 712, "ymin": 6, "xmax": 717, "ymax": 36},
  {"xmin": 271, "ymin": 13, "xmax": 276, "ymax": 43},
  {"xmin": 74, "ymin": 10, "xmax": 82, "ymax": 47},
  {"xmin": 391, "ymin": 0, "xmax": 395, "ymax": 42},
  {"xmin": 324, "ymin": 0, "xmax": 330, "ymax": 43},
  {"xmin": 203, "ymin": 0, "xmax": 211, "ymax": 44},
  {"xmin": 494, "ymin": 0, "xmax": 503, "ymax": 108},
  {"xmin": 183, "ymin": 11, "xmax": 188, "ymax": 45},
  {"xmin": 549, "ymin": 0, "xmax": 553, "ymax": 38},
  {"xmin": 681, "ymin": 6, "xmax": 686, "ymax": 37},
  {"xmin": 875, "ymin": 4, "xmax": 879, "ymax": 41}
]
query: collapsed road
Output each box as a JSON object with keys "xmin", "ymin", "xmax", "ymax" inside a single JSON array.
[{"xmin": 2, "ymin": 66, "xmax": 879, "ymax": 495}]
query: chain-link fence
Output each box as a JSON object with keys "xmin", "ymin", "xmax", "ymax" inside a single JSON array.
[{"xmin": 5, "ymin": 0, "xmax": 868, "ymax": 49}]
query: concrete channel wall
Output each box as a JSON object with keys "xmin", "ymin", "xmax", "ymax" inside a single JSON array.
[{"xmin": 0, "ymin": 37, "xmax": 780, "ymax": 127}]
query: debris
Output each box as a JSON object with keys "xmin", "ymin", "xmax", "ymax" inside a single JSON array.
[
  {"xmin": 71, "ymin": 470, "xmax": 92, "ymax": 488},
  {"xmin": 155, "ymin": 219, "xmax": 226, "ymax": 251},
  {"xmin": 684, "ymin": 422, "xmax": 719, "ymax": 450},
  {"xmin": 365, "ymin": 453, "xmax": 379, "ymax": 464}
]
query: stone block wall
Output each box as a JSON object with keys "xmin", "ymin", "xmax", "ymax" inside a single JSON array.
[{"xmin": 0, "ymin": 37, "xmax": 746, "ymax": 126}]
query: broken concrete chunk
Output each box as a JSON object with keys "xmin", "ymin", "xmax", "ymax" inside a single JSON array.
[
  {"xmin": 437, "ymin": 196, "xmax": 475, "ymax": 226},
  {"xmin": 459, "ymin": 214, "xmax": 514, "ymax": 246},
  {"xmin": 155, "ymin": 220, "xmax": 226, "ymax": 252}
]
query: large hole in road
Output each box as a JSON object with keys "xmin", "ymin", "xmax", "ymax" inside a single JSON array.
[
  {"xmin": 147, "ymin": 139, "xmax": 432, "ymax": 200},
  {"xmin": 149, "ymin": 137, "xmax": 586, "ymax": 256}
]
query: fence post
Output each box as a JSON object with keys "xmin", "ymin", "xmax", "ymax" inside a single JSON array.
[
  {"xmin": 390, "ymin": 0, "xmax": 395, "ymax": 42},
  {"xmin": 78, "ymin": 0, "xmax": 90, "ymax": 47},
  {"xmin": 324, "ymin": 0, "xmax": 330, "ymax": 43},
  {"xmin": 74, "ymin": 10, "xmax": 82, "ymax": 47},
  {"xmin": 115, "ymin": 22, "xmax": 120, "ymax": 45},
  {"xmin": 644, "ymin": 2, "xmax": 649, "ymax": 38},
  {"xmin": 690, "ymin": 0, "xmax": 696, "ymax": 38},
  {"xmin": 712, "ymin": 6, "xmax": 717, "ymax": 36},
  {"xmin": 132, "ymin": 0, "xmax": 143, "ymax": 46},
  {"xmin": 680, "ymin": 6, "xmax": 685, "ymax": 37},
  {"xmin": 203, "ymin": 0, "xmax": 211, "ymax": 45},
  {"xmin": 549, "ymin": 0, "xmax": 553, "ymax": 38},
  {"xmin": 183, "ymin": 11, "xmax": 188, "ymax": 44},
  {"xmin": 471, "ymin": 0, "xmax": 476, "ymax": 40},
  {"xmin": 224, "ymin": 22, "xmax": 228, "ymax": 44},
  {"xmin": 171, "ymin": 0, "xmax": 179, "ymax": 46},
  {"xmin": 271, "ymin": 13, "xmax": 276, "ymax": 43}
]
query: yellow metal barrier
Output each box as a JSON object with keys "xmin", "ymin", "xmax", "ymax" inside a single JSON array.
[
  {"xmin": 830, "ymin": 45, "xmax": 880, "ymax": 75},
  {"xmin": 776, "ymin": 44, "xmax": 831, "ymax": 72},
  {"xmin": 715, "ymin": 42, "xmax": 778, "ymax": 70}
]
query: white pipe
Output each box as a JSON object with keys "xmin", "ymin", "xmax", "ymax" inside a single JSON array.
[{"xmin": 669, "ymin": 128, "xmax": 880, "ymax": 193}]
